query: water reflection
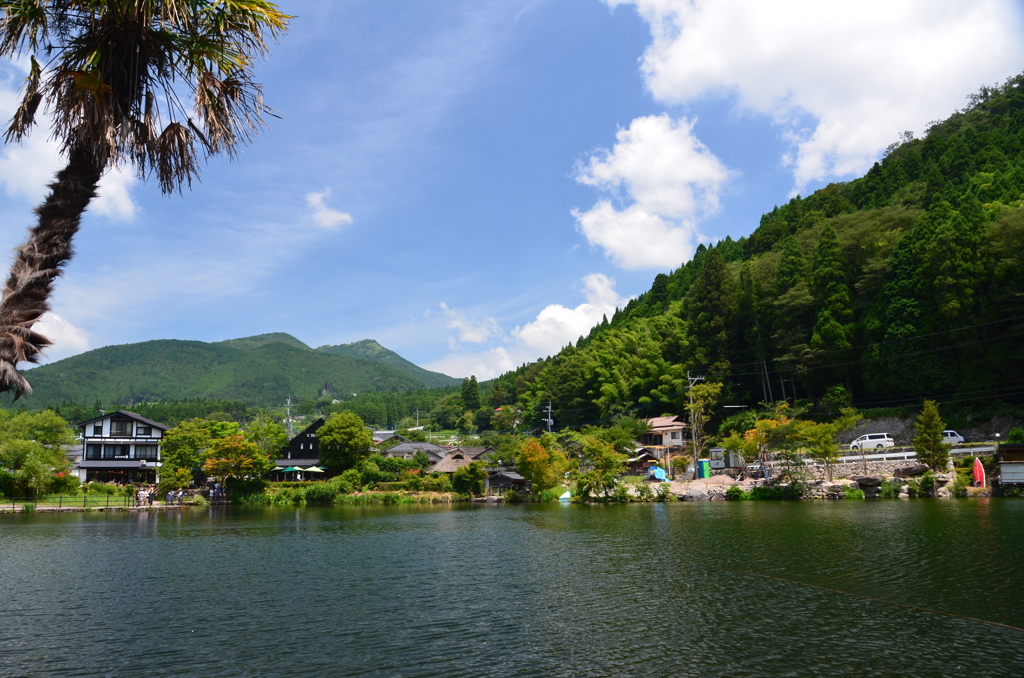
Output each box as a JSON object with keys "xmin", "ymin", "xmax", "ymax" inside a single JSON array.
[{"xmin": 0, "ymin": 501, "xmax": 1022, "ymax": 677}]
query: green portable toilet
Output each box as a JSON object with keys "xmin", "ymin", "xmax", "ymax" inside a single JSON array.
[{"xmin": 697, "ymin": 459, "xmax": 711, "ymax": 479}]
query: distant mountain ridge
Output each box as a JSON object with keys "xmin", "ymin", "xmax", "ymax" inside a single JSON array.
[
  {"xmin": 16, "ymin": 334, "xmax": 458, "ymax": 408},
  {"xmin": 314, "ymin": 339, "xmax": 456, "ymax": 389}
]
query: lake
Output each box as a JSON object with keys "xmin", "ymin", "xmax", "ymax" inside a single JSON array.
[{"xmin": 1, "ymin": 500, "xmax": 1023, "ymax": 677}]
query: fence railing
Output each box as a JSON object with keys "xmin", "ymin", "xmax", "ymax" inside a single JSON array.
[{"xmin": 2, "ymin": 494, "xmax": 133, "ymax": 510}]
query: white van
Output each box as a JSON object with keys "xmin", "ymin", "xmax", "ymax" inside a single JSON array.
[
  {"xmin": 849, "ymin": 433, "xmax": 895, "ymax": 450},
  {"xmin": 942, "ymin": 430, "xmax": 964, "ymax": 445}
]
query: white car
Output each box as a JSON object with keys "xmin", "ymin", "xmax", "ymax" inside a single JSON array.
[
  {"xmin": 942, "ymin": 430, "xmax": 964, "ymax": 445},
  {"xmin": 850, "ymin": 433, "xmax": 895, "ymax": 450}
]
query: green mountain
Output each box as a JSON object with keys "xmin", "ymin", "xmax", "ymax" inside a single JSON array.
[
  {"xmin": 216, "ymin": 332, "xmax": 310, "ymax": 351},
  {"xmin": 17, "ymin": 334, "xmax": 456, "ymax": 409},
  {"xmin": 486, "ymin": 73, "xmax": 1024, "ymax": 427},
  {"xmin": 315, "ymin": 339, "xmax": 458, "ymax": 389}
]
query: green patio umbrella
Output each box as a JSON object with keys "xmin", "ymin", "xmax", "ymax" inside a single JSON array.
[{"xmin": 280, "ymin": 467, "xmax": 301, "ymax": 473}]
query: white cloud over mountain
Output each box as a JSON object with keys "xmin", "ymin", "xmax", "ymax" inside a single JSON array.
[
  {"xmin": 608, "ymin": 0, "xmax": 1024, "ymax": 190},
  {"xmin": 572, "ymin": 114, "xmax": 730, "ymax": 269},
  {"xmin": 425, "ymin": 273, "xmax": 630, "ymax": 379}
]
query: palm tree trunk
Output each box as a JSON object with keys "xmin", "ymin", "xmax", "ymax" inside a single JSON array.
[{"xmin": 0, "ymin": 147, "xmax": 102, "ymax": 399}]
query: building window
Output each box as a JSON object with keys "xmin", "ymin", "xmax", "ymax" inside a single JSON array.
[
  {"xmin": 137, "ymin": 425, "xmax": 152, "ymax": 436},
  {"xmin": 92, "ymin": 424, "xmax": 103, "ymax": 436},
  {"xmin": 110, "ymin": 420, "xmax": 132, "ymax": 437},
  {"xmin": 135, "ymin": 445, "xmax": 158, "ymax": 461},
  {"xmin": 103, "ymin": 444, "xmax": 131, "ymax": 459},
  {"xmin": 671, "ymin": 432, "xmax": 680, "ymax": 439},
  {"xmin": 86, "ymin": 444, "xmax": 102, "ymax": 460}
]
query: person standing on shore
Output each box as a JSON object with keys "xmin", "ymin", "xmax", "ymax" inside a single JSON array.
[{"xmin": 166, "ymin": 490, "xmax": 174, "ymax": 506}]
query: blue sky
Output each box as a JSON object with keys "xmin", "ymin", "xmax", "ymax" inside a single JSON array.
[{"xmin": 1, "ymin": 0, "xmax": 1022, "ymax": 379}]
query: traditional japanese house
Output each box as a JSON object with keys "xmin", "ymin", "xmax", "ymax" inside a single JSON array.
[{"xmin": 77, "ymin": 410, "xmax": 169, "ymax": 484}]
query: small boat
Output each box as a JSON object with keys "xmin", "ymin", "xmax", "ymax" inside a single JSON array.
[{"xmin": 973, "ymin": 457, "xmax": 986, "ymax": 488}]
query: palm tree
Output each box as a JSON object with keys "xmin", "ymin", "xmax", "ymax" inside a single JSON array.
[{"xmin": 0, "ymin": 1, "xmax": 290, "ymax": 398}]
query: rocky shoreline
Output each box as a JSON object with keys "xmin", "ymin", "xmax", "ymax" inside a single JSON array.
[{"xmin": 667, "ymin": 461, "xmax": 992, "ymax": 501}]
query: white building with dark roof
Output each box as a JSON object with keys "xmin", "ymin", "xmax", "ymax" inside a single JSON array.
[{"xmin": 77, "ymin": 410, "xmax": 169, "ymax": 484}]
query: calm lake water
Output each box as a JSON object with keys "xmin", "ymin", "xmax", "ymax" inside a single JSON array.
[{"xmin": 1, "ymin": 500, "xmax": 1023, "ymax": 677}]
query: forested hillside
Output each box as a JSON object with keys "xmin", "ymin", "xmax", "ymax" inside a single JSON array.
[
  {"xmin": 315, "ymin": 339, "xmax": 459, "ymax": 388},
  {"xmin": 490, "ymin": 74, "xmax": 1024, "ymax": 428},
  {"xmin": 15, "ymin": 335, "xmax": 456, "ymax": 409}
]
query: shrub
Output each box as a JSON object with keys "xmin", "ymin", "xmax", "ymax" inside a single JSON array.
[
  {"xmin": 452, "ymin": 462, "xmax": 488, "ymax": 497},
  {"xmin": 50, "ymin": 473, "xmax": 79, "ymax": 495},
  {"xmin": 186, "ymin": 493, "xmax": 209, "ymax": 506},
  {"xmin": 611, "ymin": 482, "xmax": 631, "ymax": 503},
  {"xmin": 537, "ymin": 487, "xmax": 565, "ymax": 502},
  {"xmin": 304, "ymin": 483, "xmax": 337, "ymax": 505},
  {"xmin": 725, "ymin": 485, "xmax": 749, "ymax": 501},
  {"xmin": 83, "ymin": 482, "xmax": 118, "ymax": 495},
  {"xmin": 330, "ymin": 468, "xmax": 361, "ymax": 495},
  {"xmin": 1007, "ymin": 427, "xmax": 1024, "ymax": 444},
  {"xmin": 749, "ymin": 484, "xmax": 804, "ymax": 500},
  {"xmin": 841, "ymin": 485, "xmax": 865, "ymax": 499},
  {"xmin": 1002, "ymin": 484, "xmax": 1022, "ymax": 497},
  {"xmin": 226, "ymin": 478, "xmax": 268, "ymax": 496},
  {"xmin": 422, "ymin": 474, "xmax": 452, "ymax": 493},
  {"xmin": 655, "ymin": 483, "xmax": 674, "ymax": 502},
  {"xmin": 502, "ymin": 489, "xmax": 523, "ymax": 503},
  {"xmin": 880, "ymin": 479, "xmax": 903, "ymax": 498},
  {"xmin": 918, "ymin": 472, "xmax": 937, "ymax": 496},
  {"xmin": 22, "ymin": 503, "xmax": 35, "ymax": 513},
  {"xmin": 634, "ymin": 482, "xmax": 654, "ymax": 502},
  {"xmin": 952, "ymin": 473, "xmax": 969, "ymax": 498}
]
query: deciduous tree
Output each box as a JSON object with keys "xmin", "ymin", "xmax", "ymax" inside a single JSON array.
[
  {"xmin": 203, "ymin": 434, "xmax": 272, "ymax": 479},
  {"xmin": 317, "ymin": 412, "xmax": 373, "ymax": 471}
]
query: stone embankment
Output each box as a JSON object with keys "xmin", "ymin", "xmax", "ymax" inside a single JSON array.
[{"xmin": 668, "ymin": 461, "xmax": 990, "ymax": 500}]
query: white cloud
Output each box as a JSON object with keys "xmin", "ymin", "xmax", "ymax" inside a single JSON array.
[
  {"xmin": 572, "ymin": 114, "xmax": 730, "ymax": 269},
  {"xmin": 92, "ymin": 167, "xmax": 138, "ymax": 221},
  {"xmin": 0, "ymin": 68, "xmax": 138, "ymax": 218},
  {"xmin": 609, "ymin": 0, "xmax": 1024, "ymax": 189},
  {"xmin": 425, "ymin": 274, "xmax": 631, "ymax": 378},
  {"xmin": 423, "ymin": 346, "xmax": 518, "ymax": 381},
  {"xmin": 31, "ymin": 312, "xmax": 91, "ymax": 364},
  {"xmin": 438, "ymin": 302, "xmax": 502, "ymax": 346},
  {"xmin": 305, "ymin": 188, "xmax": 353, "ymax": 228},
  {"xmin": 512, "ymin": 273, "xmax": 629, "ymax": 356}
]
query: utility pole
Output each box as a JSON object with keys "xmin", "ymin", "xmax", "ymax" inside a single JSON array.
[
  {"xmin": 542, "ymin": 401, "xmax": 554, "ymax": 433},
  {"xmin": 285, "ymin": 395, "xmax": 295, "ymax": 438},
  {"xmin": 415, "ymin": 409, "xmax": 420, "ymax": 429},
  {"xmin": 687, "ymin": 372, "xmax": 705, "ymax": 480}
]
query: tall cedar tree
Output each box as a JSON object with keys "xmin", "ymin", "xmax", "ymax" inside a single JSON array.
[
  {"xmin": 810, "ymin": 223, "xmax": 855, "ymax": 382},
  {"xmin": 461, "ymin": 375, "xmax": 481, "ymax": 411},
  {"xmin": 684, "ymin": 248, "xmax": 734, "ymax": 380},
  {"xmin": 912, "ymin": 400, "xmax": 951, "ymax": 472},
  {"xmin": 772, "ymin": 236, "xmax": 817, "ymax": 382}
]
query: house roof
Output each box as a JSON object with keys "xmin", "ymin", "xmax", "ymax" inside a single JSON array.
[
  {"xmin": 386, "ymin": 441, "xmax": 446, "ymax": 456},
  {"xmin": 646, "ymin": 415, "xmax": 687, "ymax": 433},
  {"xmin": 430, "ymin": 450, "xmax": 475, "ymax": 474},
  {"xmin": 76, "ymin": 410, "xmax": 169, "ymax": 431},
  {"xmin": 376, "ymin": 434, "xmax": 413, "ymax": 446},
  {"xmin": 627, "ymin": 451, "xmax": 660, "ymax": 463},
  {"xmin": 489, "ymin": 471, "xmax": 525, "ymax": 481},
  {"xmin": 448, "ymin": 445, "xmax": 494, "ymax": 459}
]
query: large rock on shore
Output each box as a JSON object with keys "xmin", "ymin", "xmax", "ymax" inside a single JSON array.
[
  {"xmin": 684, "ymin": 489, "xmax": 711, "ymax": 502},
  {"xmin": 894, "ymin": 463, "xmax": 930, "ymax": 478},
  {"xmin": 852, "ymin": 474, "xmax": 883, "ymax": 486}
]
